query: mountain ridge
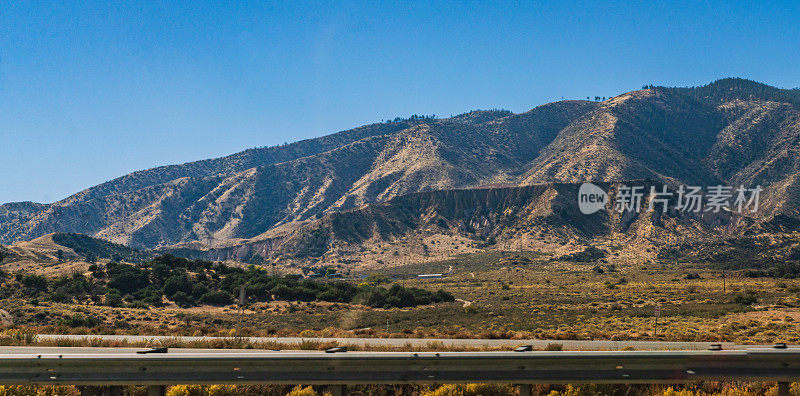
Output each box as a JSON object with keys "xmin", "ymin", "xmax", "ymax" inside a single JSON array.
[{"xmin": 2, "ymin": 78, "xmax": 799, "ymax": 255}]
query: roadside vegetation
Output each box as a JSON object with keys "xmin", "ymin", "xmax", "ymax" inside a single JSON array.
[
  {"xmin": 2, "ymin": 382, "xmax": 800, "ymax": 396},
  {"xmin": 0, "ymin": 254, "xmax": 453, "ymax": 311},
  {"xmin": 4, "ymin": 248, "xmax": 800, "ymax": 395},
  {"xmin": 2, "ymin": 248, "xmax": 800, "ymax": 343}
]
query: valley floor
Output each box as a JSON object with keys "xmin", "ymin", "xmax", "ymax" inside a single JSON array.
[{"xmin": 2, "ymin": 251, "xmax": 799, "ymax": 345}]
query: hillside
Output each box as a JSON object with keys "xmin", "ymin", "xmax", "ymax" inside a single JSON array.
[
  {"xmin": 0, "ymin": 105, "xmax": 592, "ymax": 248},
  {"xmin": 164, "ymin": 180, "xmax": 755, "ymax": 269},
  {"xmin": 1, "ymin": 78, "xmax": 799, "ymax": 257},
  {"xmin": 0, "ymin": 233, "xmax": 147, "ymax": 276}
]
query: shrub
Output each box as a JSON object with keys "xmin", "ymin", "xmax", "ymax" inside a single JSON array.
[
  {"xmin": 544, "ymin": 342, "xmax": 563, "ymax": 351},
  {"xmin": 50, "ymin": 291, "xmax": 72, "ymax": 303},
  {"xmin": 106, "ymin": 292, "xmax": 123, "ymax": 307},
  {"xmin": 423, "ymin": 383, "xmax": 514, "ymax": 396},
  {"xmin": 286, "ymin": 385, "xmax": 319, "ymax": 396},
  {"xmin": 0, "ymin": 385, "xmax": 78, "ymax": 395},
  {"xmin": 732, "ymin": 291, "xmax": 758, "ymax": 305},
  {"xmin": 354, "ymin": 284, "xmax": 453, "ymax": 308},
  {"xmin": 19, "ymin": 274, "xmax": 48, "ymax": 293},
  {"xmin": 0, "ymin": 254, "xmax": 454, "ymax": 311},
  {"xmin": 192, "ymin": 283, "xmax": 210, "ymax": 299},
  {"xmin": 163, "ymin": 274, "xmax": 193, "ymax": 298},
  {"xmin": 60, "ymin": 314, "xmax": 102, "ymax": 328},
  {"xmin": 106, "ymin": 264, "xmax": 149, "ymax": 294},
  {"xmin": 2, "ymin": 329, "xmax": 38, "ymax": 345},
  {"xmin": 364, "ymin": 272, "xmax": 389, "ymax": 285},
  {"xmin": 171, "ymin": 291, "xmax": 194, "ymax": 308},
  {"xmin": 561, "ymin": 246, "xmax": 607, "ymax": 262},
  {"xmin": 198, "ymin": 291, "xmax": 233, "ymax": 306}
]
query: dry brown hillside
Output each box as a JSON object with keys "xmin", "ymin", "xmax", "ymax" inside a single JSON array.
[{"xmin": 1, "ymin": 78, "xmax": 799, "ymax": 257}]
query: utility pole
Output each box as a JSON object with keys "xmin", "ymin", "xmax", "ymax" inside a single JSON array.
[
  {"xmin": 237, "ymin": 285, "xmax": 246, "ymax": 338},
  {"xmin": 722, "ymin": 269, "xmax": 726, "ymax": 294},
  {"xmin": 401, "ymin": 244, "xmax": 406, "ymax": 288},
  {"xmin": 654, "ymin": 314, "xmax": 657, "ymax": 338},
  {"xmin": 654, "ymin": 303, "xmax": 661, "ymax": 339}
]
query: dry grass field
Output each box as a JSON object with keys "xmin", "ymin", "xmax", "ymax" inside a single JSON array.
[
  {"xmin": 4, "ymin": 247, "xmax": 800, "ymax": 395},
  {"xmin": 2, "ymin": 250, "xmax": 798, "ymax": 344}
]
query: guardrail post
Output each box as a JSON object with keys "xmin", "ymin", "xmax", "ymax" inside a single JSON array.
[
  {"xmin": 77, "ymin": 386, "xmax": 101, "ymax": 396},
  {"xmin": 77, "ymin": 386, "xmax": 124, "ymax": 396},
  {"xmin": 778, "ymin": 382, "xmax": 790, "ymax": 396},
  {"xmin": 330, "ymin": 384, "xmax": 345, "ymax": 396},
  {"xmin": 518, "ymin": 384, "xmax": 532, "ymax": 396},
  {"xmin": 147, "ymin": 385, "xmax": 167, "ymax": 396}
]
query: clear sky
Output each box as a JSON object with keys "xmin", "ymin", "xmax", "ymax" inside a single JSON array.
[{"xmin": 2, "ymin": 1, "xmax": 799, "ymax": 204}]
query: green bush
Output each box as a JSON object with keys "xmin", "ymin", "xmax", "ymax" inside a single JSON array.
[
  {"xmin": 60, "ymin": 314, "xmax": 102, "ymax": 328},
  {"xmin": 198, "ymin": 291, "xmax": 233, "ymax": 306},
  {"xmin": 560, "ymin": 246, "xmax": 607, "ymax": 262},
  {"xmin": 18, "ymin": 274, "xmax": 48, "ymax": 293},
  {"xmin": 732, "ymin": 291, "xmax": 758, "ymax": 305},
  {"xmin": 0, "ymin": 254, "xmax": 454, "ymax": 311},
  {"xmin": 163, "ymin": 274, "xmax": 193, "ymax": 298},
  {"xmin": 365, "ymin": 272, "xmax": 389, "ymax": 285},
  {"xmin": 106, "ymin": 263, "xmax": 150, "ymax": 294},
  {"xmin": 106, "ymin": 292, "xmax": 123, "ymax": 307},
  {"xmin": 169, "ymin": 292, "xmax": 191, "ymax": 307}
]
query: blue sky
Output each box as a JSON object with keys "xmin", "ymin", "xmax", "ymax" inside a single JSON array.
[{"xmin": 2, "ymin": 1, "xmax": 799, "ymax": 204}]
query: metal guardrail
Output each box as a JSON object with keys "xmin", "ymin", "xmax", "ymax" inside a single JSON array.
[
  {"xmin": 1, "ymin": 348, "xmax": 800, "ymax": 386},
  {"xmin": 33, "ymin": 334, "xmax": 768, "ymax": 350}
]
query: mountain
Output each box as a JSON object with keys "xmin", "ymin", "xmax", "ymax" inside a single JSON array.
[
  {"xmin": 165, "ymin": 181, "xmax": 741, "ymax": 266},
  {"xmin": 0, "ymin": 232, "xmax": 148, "ymax": 276},
  {"xmin": 2, "ymin": 78, "xmax": 799, "ymax": 261}
]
